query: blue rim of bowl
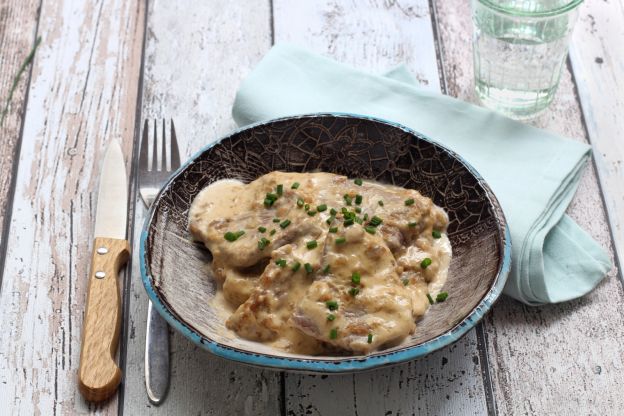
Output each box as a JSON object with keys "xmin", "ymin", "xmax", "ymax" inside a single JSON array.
[{"xmin": 139, "ymin": 112, "xmax": 512, "ymax": 373}]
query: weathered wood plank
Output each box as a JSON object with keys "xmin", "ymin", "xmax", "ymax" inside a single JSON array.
[
  {"xmin": 569, "ymin": 0, "xmax": 624, "ymax": 281},
  {"xmin": 120, "ymin": 1, "xmax": 283, "ymax": 415},
  {"xmin": 0, "ymin": 0, "xmax": 145, "ymax": 414},
  {"xmin": 273, "ymin": 1, "xmax": 489, "ymax": 414},
  {"xmin": 433, "ymin": 0, "xmax": 624, "ymax": 414},
  {"xmin": 0, "ymin": 0, "xmax": 40, "ymax": 251}
]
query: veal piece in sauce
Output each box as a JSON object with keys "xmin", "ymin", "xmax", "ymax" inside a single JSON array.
[{"xmin": 188, "ymin": 172, "xmax": 452, "ymax": 355}]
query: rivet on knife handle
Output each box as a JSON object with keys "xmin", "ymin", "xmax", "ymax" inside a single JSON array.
[{"xmin": 78, "ymin": 237, "xmax": 130, "ymax": 402}]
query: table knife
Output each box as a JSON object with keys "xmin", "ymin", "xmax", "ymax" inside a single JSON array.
[{"xmin": 78, "ymin": 140, "xmax": 130, "ymax": 402}]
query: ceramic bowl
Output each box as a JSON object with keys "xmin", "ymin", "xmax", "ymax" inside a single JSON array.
[{"xmin": 140, "ymin": 113, "xmax": 511, "ymax": 373}]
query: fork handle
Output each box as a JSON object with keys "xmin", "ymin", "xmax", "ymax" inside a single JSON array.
[{"xmin": 145, "ymin": 300, "xmax": 170, "ymax": 405}]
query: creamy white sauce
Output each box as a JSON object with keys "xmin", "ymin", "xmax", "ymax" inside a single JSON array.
[{"xmin": 189, "ymin": 172, "xmax": 452, "ymax": 355}]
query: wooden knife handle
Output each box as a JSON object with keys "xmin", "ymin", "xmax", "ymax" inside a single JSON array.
[{"xmin": 78, "ymin": 237, "xmax": 130, "ymax": 402}]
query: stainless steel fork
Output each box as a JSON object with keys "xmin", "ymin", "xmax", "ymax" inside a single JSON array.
[{"xmin": 138, "ymin": 119, "xmax": 181, "ymax": 405}]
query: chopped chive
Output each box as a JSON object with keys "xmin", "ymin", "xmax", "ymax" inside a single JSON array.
[
  {"xmin": 335, "ymin": 237, "xmax": 346, "ymax": 245},
  {"xmin": 354, "ymin": 217, "xmax": 363, "ymax": 225},
  {"xmin": 369, "ymin": 216, "xmax": 383, "ymax": 227},
  {"xmin": 344, "ymin": 194, "xmax": 352, "ymax": 206},
  {"xmin": 270, "ymin": 229, "xmax": 276, "ymax": 236},
  {"xmin": 363, "ymin": 213, "xmax": 369, "ymax": 221},
  {"xmin": 408, "ymin": 222, "xmax": 417, "ymax": 228},
  {"xmin": 304, "ymin": 203, "xmax": 310, "ymax": 211},
  {"xmin": 306, "ymin": 240, "xmax": 318, "ymax": 249},
  {"xmin": 275, "ymin": 259, "xmax": 287, "ymax": 267},
  {"xmin": 325, "ymin": 300, "xmax": 338, "ymax": 311},
  {"xmin": 355, "ymin": 207, "xmax": 362, "ymax": 213},
  {"xmin": 257, "ymin": 237, "xmax": 270, "ymax": 250},
  {"xmin": 420, "ymin": 258, "xmax": 432, "ymax": 269},
  {"xmin": 436, "ymin": 292, "xmax": 449, "ymax": 302},
  {"xmin": 426, "ymin": 293, "xmax": 434, "ymax": 304},
  {"xmin": 344, "ymin": 218, "xmax": 354, "ymax": 227},
  {"xmin": 276, "ymin": 184, "xmax": 283, "ymax": 196},
  {"xmin": 341, "ymin": 207, "xmax": 349, "ymax": 215},
  {"xmin": 307, "ymin": 210, "xmax": 316, "ymax": 217},
  {"xmin": 273, "ymin": 218, "xmax": 281, "ymax": 223},
  {"xmin": 330, "ymin": 208, "xmax": 337, "ymax": 215},
  {"xmin": 323, "ymin": 264, "xmax": 330, "ymax": 274},
  {"xmin": 329, "ymin": 227, "xmax": 338, "ymax": 233},
  {"xmin": 348, "ymin": 287, "xmax": 359, "ymax": 297},
  {"xmin": 291, "ymin": 261, "xmax": 301, "ymax": 272},
  {"xmin": 326, "ymin": 215, "xmax": 336, "ymax": 225},
  {"xmin": 297, "ymin": 198, "xmax": 304, "ymax": 207},
  {"xmin": 432, "ymin": 230, "xmax": 442, "ymax": 239},
  {"xmin": 263, "ymin": 198, "xmax": 273, "ymax": 207},
  {"xmin": 351, "ymin": 272, "xmax": 361, "ymax": 284},
  {"xmin": 224, "ymin": 232, "xmax": 237, "ymax": 242},
  {"xmin": 378, "ymin": 200, "xmax": 384, "ymax": 206},
  {"xmin": 330, "ymin": 328, "xmax": 338, "ymax": 339},
  {"xmin": 317, "ymin": 204, "xmax": 327, "ymax": 212},
  {"xmin": 258, "ymin": 226, "xmax": 267, "ymax": 233},
  {"xmin": 367, "ymin": 333, "xmax": 373, "ymax": 344},
  {"xmin": 266, "ymin": 193, "xmax": 278, "ymax": 201},
  {"xmin": 327, "ymin": 314, "xmax": 336, "ymax": 321},
  {"xmin": 355, "ymin": 194, "xmax": 363, "ymax": 205},
  {"xmin": 291, "ymin": 182, "xmax": 300, "ymax": 189},
  {"xmin": 364, "ymin": 226, "xmax": 376, "ymax": 234},
  {"xmin": 405, "ymin": 198, "xmax": 415, "ymax": 206},
  {"xmin": 304, "ymin": 263, "xmax": 313, "ymax": 273},
  {"xmin": 280, "ymin": 219, "xmax": 291, "ymax": 229},
  {"xmin": 354, "ymin": 178, "xmax": 363, "ymax": 186},
  {"xmin": 403, "ymin": 278, "xmax": 409, "ymax": 286}
]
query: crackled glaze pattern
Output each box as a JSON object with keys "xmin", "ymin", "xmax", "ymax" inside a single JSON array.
[{"xmin": 143, "ymin": 114, "xmax": 507, "ymax": 368}]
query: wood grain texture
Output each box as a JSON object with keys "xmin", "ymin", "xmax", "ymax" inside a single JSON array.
[
  {"xmin": 569, "ymin": 0, "xmax": 624, "ymax": 283},
  {"xmin": 121, "ymin": 1, "xmax": 283, "ymax": 415},
  {"xmin": 433, "ymin": 1, "xmax": 624, "ymax": 414},
  {"xmin": 0, "ymin": 0, "xmax": 145, "ymax": 414},
  {"xmin": 79, "ymin": 238, "xmax": 130, "ymax": 403},
  {"xmin": 273, "ymin": 1, "xmax": 489, "ymax": 414},
  {"xmin": 0, "ymin": 0, "xmax": 40, "ymax": 251}
]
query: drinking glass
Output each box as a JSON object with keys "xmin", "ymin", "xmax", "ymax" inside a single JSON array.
[{"xmin": 471, "ymin": 0, "xmax": 583, "ymax": 119}]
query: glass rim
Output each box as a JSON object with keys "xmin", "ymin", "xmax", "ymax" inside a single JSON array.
[{"xmin": 476, "ymin": 0, "xmax": 583, "ymax": 18}]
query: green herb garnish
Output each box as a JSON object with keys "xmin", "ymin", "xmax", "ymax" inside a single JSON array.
[
  {"xmin": 344, "ymin": 194, "xmax": 352, "ymax": 206},
  {"xmin": 335, "ymin": 237, "xmax": 346, "ymax": 245},
  {"xmin": 367, "ymin": 333, "xmax": 373, "ymax": 344},
  {"xmin": 348, "ymin": 287, "xmax": 359, "ymax": 297},
  {"xmin": 329, "ymin": 227, "xmax": 338, "ymax": 233},
  {"xmin": 317, "ymin": 204, "xmax": 327, "ymax": 212},
  {"xmin": 330, "ymin": 328, "xmax": 338, "ymax": 339},
  {"xmin": 351, "ymin": 271, "xmax": 361, "ymax": 285},
  {"xmin": 330, "ymin": 208, "xmax": 337, "ymax": 215},
  {"xmin": 436, "ymin": 292, "xmax": 449, "ymax": 302},
  {"xmin": 297, "ymin": 198, "xmax": 304, "ymax": 207},
  {"xmin": 369, "ymin": 216, "xmax": 383, "ymax": 227},
  {"xmin": 273, "ymin": 218, "xmax": 281, "ymax": 223},
  {"xmin": 405, "ymin": 198, "xmax": 415, "ymax": 206},
  {"xmin": 343, "ymin": 218, "xmax": 354, "ymax": 227},
  {"xmin": 378, "ymin": 200, "xmax": 384, "ymax": 206},
  {"xmin": 258, "ymin": 238, "xmax": 270, "ymax": 250},
  {"xmin": 270, "ymin": 229, "xmax": 276, "ymax": 236},
  {"xmin": 275, "ymin": 259, "xmax": 287, "ymax": 267},
  {"xmin": 280, "ymin": 219, "xmax": 291, "ymax": 229},
  {"xmin": 354, "ymin": 178, "xmax": 363, "ymax": 186},
  {"xmin": 224, "ymin": 230, "xmax": 245, "ymax": 242},
  {"xmin": 304, "ymin": 263, "xmax": 313, "ymax": 273},
  {"xmin": 323, "ymin": 264, "xmax": 330, "ymax": 274},
  {"xmin": 326, "ymin": 215, "xmax": 336, "ymax": 225},
  {"xmin": 364, "ymin": 226, "xmax": 376, "ymax": 234},
  {"xmin": 432, "ymin": 230, "xmax": 442, "ymax": 239},
  {"xmin": 355, "ymin": 194, "xmax": 363, "ymax": 205},
  {"xmin": 403, "ymin": 278, "xmax": 409, "ymax": 286},
  {"xmin": 326, "ymin": 300, "xmax": 338, "ymax": 310},
  {"xmin": 291, "ymin": 261, "xmax": 301, "ymax": 272},
  {"xmin": 291, "ymin": 182, "xmax": 300, "ymax": 189},
  {"xmin": 426, "ymin": 294, "xmax": 434, "ymax": 304},
  {"xmin": 408, "ymin": 222, "xmax": 417, "ymax": 228},
  {"xmin": 306, "ymin": 240, "xmax": 318, "ymax": 249},
  {"xmin": 276, "ymin": 184, "xmax": 283, "ymax": 196},
  {"xmin": 307, "ymin": 210, "xmax": 316, "ymax": 217},
  {"xmin": 420, "ymin": 258, "xmax": 432, "ymax": 269},
  {"xmin": 258, "ymin": 226, "xmax": 267, "ymax": 233},
  {"xmin": 327, "ymin": 314, "xmax": 336, "ymax": 321}
]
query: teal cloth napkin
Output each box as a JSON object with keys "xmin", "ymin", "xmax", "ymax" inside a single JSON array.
[{"xmin": 231, "ymin": 44, "xmax": 611, "ymax": 305}]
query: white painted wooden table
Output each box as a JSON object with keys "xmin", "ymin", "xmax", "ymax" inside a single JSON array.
[{"xmin": 0, "ymin": 0, "xmax": 622, "ymax": 414}]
